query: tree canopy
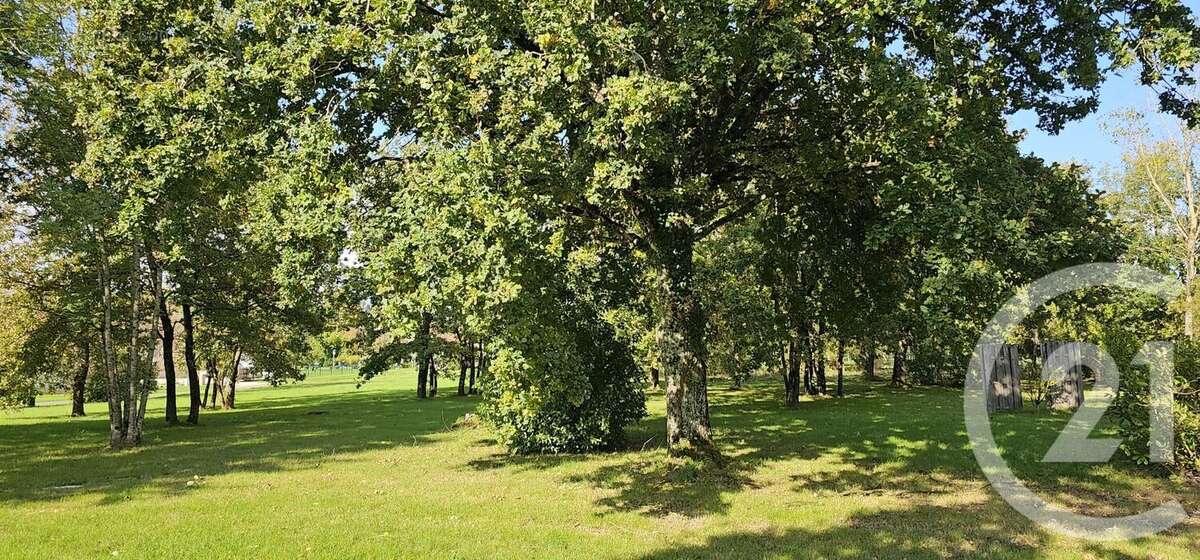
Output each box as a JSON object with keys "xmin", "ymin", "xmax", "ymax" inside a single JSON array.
[{"xmin": 2, "ymin": 0, "xmax": 1200, "ymax": 457}]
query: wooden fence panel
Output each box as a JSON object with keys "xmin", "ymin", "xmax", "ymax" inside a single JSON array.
[
  {"xmin": 984, "ymin": 343, "xmax": 1023, "ymax": 412},
  {"xmin": 1039, "ymin": 342, "xmax": 1084, "ymax": 410}
]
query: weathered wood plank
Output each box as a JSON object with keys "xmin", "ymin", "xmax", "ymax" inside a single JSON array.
[
  {"xmin": 1039, "ymin": 341, "xmax": 1084, "ymax": 410},
  {"xmin": 984, "ymin": 343, "xmax": 1023, "ymax": 412}
]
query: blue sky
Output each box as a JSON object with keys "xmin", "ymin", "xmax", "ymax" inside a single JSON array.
[{"xmin": 1010, "ymin": 0, "xmax": 1200, "ymax": 171}]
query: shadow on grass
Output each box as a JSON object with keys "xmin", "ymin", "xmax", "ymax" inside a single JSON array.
[
  {"xmin": 0, "ymin": 381, "xmax": 478, "ymax": 506},
  {"xmin": 634, "ymin": 501, "xmax": 1060, "ymax": 560},
  {"xmin": 465, "ymin": 376, "xmax": 1196, "ymax": 526}
]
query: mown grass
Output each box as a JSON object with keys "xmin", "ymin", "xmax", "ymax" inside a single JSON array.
[{"xmin": 0, "ymin": 369, "xmax": 1196, "ymax": 559}]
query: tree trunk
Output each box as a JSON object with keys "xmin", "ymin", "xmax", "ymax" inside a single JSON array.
[
  {"xmin": 416, "ymin": 312, "xmax": 431, "ymax": 398},
  {"xmin": 457, "ymin": 343, "xmax": 468, "ymax": 396},
  {"xmin": 148, "ymin": 251, "xmax": 178, "ymax": 424},
  {"xmin": 25, "ymin": 395, "xmax": 35, "ymax": 407},
  {"xmin": 429, "ymin": 355, "xmax": 439, "ymax": 397},
  {"xmin": 182, "ymin": 303, "xmax": 201, "ymax": 424},
  {"xmin": 71, "ymin": 339, "xmax": 90, "ymax": 417},
  {"xmin": 122, "ymin": 239, "xmax": 146, "ymax": 448},
  {"xmin": 836, "ymin": 338, "xmax": 845, "ymax": 397},
  {"xmin": 860, "ymin": 339, "xmax": 877, "ymax": 381},
  {"xmin": 97, "ymin": 238, "xmax": 123, "ymax": 449},
  {"xmin": 815, "ymin": 324, "xmax": 827, "ymax": 395},
  {"xmin": 1185, "ymin": 157, "xmax": 1197, "ymax": 339},
  {"xmin": 804, "ymin": 324, "xmax": 818, "ymax": 396},
  {"xmin": 131, "ymin": 310, "xmax": 155, "ymax": 446},
  {"xmin": 224, "ymin": 347, "xmax": 241, "ymax": 409},
  {"xmin": 468, "ymin": 342, "xmax": 479, "ymax": 395},
  {"xmin": 784, "ymin": 340, "xmax": 801, "ymax": 407},
  {"xmin": 891, "ymin": 338, "xmax": 908, "ymax": 386},
  {"xmin": 1186, "ymin": 243, "xmax": 1196, "ymax": 338},
  {"xmin": 470, "ymin": 345, "xmax": 484, "ymax": 395},
  {"xmin": 206, "ymin": 356, "xmax": 220, "ymax": 408},
  {"xmin": 202, "ymin": 374, "xmax": 211, "ymax": 409},
  {"xmin": 653, "ymin": 238, "xmax": 716, "ymax": 458}
]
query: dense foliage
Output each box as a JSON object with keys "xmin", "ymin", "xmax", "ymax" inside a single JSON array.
[{"xmin": 3, "ymin": 0, "xmax": 1200, "ymax": 461}]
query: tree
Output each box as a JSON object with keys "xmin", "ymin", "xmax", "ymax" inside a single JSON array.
[
  {"xmin": 10, "ymin": 0, "xmax": 1192, "ymax": 453},
  {"xmin": 67, "ymin": 0, "xmax": 324, "ymax": 424},
  {"xmin": 695, "ymin": 220, "xmax": 776, "ymax": 390},
  {"xmin": 1, "ymin": 0, "xmax": 100, "ymax": 413},
  {"xmin": 1106, "ymin": 109, "xmax": 1200, "ymax": 338},
  {"xmin": 377, "ymin": 2, "xmax": 1200, "ymax": 455}
]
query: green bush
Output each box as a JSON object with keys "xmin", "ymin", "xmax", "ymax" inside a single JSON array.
[
  {"xmin": 480, "ymin": 294, "xmax": 646, "ymax": 454},
  {"xmin": 1110, "ymin": 336, "xmax": 1200, "ymax": 478}
]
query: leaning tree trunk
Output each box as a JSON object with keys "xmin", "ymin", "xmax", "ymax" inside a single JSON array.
[
  {"xmin": 182, "ymin": 303, "xmax": 201, "ymax": 424},
  {"xmin": 71, "ymin": 339, "xmax": 90, "ymax": 417},
  {"xmin": 653, "ymin": 236, "xmax": 716, "ymax": 458},
  {"xmin": 223, "ymin": 347, "xmax": 241, "ymax": 409},
  {"xmin": 202, "ymin": 373, "xmax": 212, "ymax": 409},
  {"xmin": 148, "ymin": 251, "xmax": 178, "ymax": 424}
]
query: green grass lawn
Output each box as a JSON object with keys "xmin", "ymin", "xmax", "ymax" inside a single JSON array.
[{"xmin": 0, "ymin": 370, "xmax": 1196, "ymax": 559}]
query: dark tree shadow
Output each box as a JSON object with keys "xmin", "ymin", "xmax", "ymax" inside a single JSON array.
[
  {"xmin": 634, "ymin": 501, "xmax": 1055, "ymax": 560},
  {"xmin": 464, "ymin": 375, "xmax": 1199, "ymax": 545}
]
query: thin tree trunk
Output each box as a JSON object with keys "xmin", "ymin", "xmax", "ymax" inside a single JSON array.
[
  {"xmin": 201, "ymin": 375, "xmax": 211, "ymax": 408},
  {"xmin": 182, "ymin": 303, "xmax": 200, "ymax": 424},
  {"xmin": 474, "ymin": 345, "xmax": 489, "ymax": 395},
  {"xmin": 148, "ymin": 250, "xmax": 178, "ymax": 424},
  {"xmin": 468, "ymin": 341, "xmax": 478, "ymax": 395},
  {"xmin": 457, "ymin": 342, "xmax": 468, "ymax": 396},
  {"xmin": 429, "ymin": 355, "xmax": 439, "ymax": 397},
  {"xmin": 860, "ymin": 339, "xmax": 877, "ymax": 381},
  {"xmin": 777, "ymin": 344, "xmax": 786, "ymax": 390},
  {"xmin": 785, "ymin": 339, "xmax": 801, "ymax": 407},
  {"xmin": 416, "ymin": 312, "xmax": 431, "ymax": 398},
  {"xmin": 224, "ymin": 347, "xmax": 241, "ymax": 409},
  {"xmin": 123, "ymin": 239, "xmax": 145, "ymax": 448},
  {"xmin": 804, "ymin": 323, "xmax": 818, "ymax": 396},
  {"xmin": 836, "ymin": 338, "xmax": 845, "ymax": 397},
  {"xmin": 815, "ymin": 324, "xmax": 827, "ymax": 395},
  {"xmin": 892, "ymin": 338, "xmax": 907, "ymax": 386},
  {"xmin": 654, "ymin": 237, "xmax": 716, "ymax": 458},
  {"xmin": 1185, "ymin": 153, "xmax": 1197, "ymax": 338},
  {"xmin": 206, "ymin": 356, "xmax": 220, "ymax": 408},
  {"xmin": 1186, "ymin": 243, "xmax": 1196, "ymax": 338},
  {"xmin": 98, "ymin": 237, "xmax": 123, "ymax": 449},
  {"xmin": 131, "ymin": 310, "xmax": 155, "ymax": 445},
  {"xmin": 71, "ymin": 338, "xmax": 90, "ymax": 417}
]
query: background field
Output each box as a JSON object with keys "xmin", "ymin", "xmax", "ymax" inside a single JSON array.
[{"xmin": 0, "ymin": 370, "xmax": 1196, "ymax": 559}]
